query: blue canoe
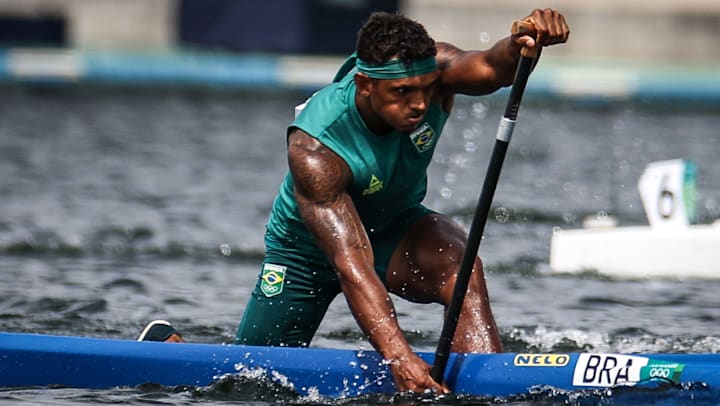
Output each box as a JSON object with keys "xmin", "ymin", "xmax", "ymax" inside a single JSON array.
[{"xmin": 1, "ymin": 332, "xmax": 719, "ymax": 398}]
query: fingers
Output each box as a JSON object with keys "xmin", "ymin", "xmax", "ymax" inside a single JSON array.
[
  {"xmin": 390, "ymin": 356, "xmax": 449, "ymax": 394},
  {"xmin": 522, "ymin": 8, "xmax": 570, "ymax": 47},
  {"xmin": 516, "ymin": 35, "xmax": 536, "ymax": 50}
]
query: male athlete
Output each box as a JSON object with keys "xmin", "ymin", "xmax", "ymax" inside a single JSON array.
[{"xmin": 142, "ymin": 9, "xmax": 569, "ymax": 393}]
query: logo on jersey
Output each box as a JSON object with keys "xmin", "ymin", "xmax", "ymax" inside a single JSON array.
[
  {"xmin": 409, "ymin": 123, "xmax": 436, "ymax": 152},
  {"xmin": 362, "ymin": 174, "xmax": 384, "ymax": 195},
  {"xmin": 260, "ymin": 263, "xmax": 286, "ymax": 297}
]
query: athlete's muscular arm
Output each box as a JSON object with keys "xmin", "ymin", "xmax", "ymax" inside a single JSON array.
[
  {"xmin": 436, "ymin": 8, "xmax": 569, "ymax": 96},
  {"xmin": 288, "ymin": 129, "xmax": 445, "ymax": 393}
]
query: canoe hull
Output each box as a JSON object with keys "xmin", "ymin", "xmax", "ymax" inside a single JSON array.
[{"xmin": 2, "ymin": 332, "xmax": 720, "ymax": 398}]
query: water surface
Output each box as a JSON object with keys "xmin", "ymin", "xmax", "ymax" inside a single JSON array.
[{"xmin": 1, "ymin": 85, "xmax": 719, "ymax": 404}]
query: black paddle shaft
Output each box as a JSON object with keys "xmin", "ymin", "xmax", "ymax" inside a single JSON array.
[{"xmin": 430, "ymin": 53, "xmax": 537, "ymax": 384}]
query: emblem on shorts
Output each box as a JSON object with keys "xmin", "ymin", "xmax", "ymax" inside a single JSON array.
[
  {"xmin": 260, "ymin": 263, "xmax": 286, "ymax": 297},
  {"xmin": 409, "ymin": 122, "xmax": 435, "ymax": 152}
]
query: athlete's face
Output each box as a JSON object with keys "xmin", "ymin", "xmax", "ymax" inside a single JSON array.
[{"xmin": 356, "ymin": 71, "xmax": 440, "ymax": 134}]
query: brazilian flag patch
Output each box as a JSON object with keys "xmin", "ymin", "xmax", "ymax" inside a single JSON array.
[
  {"xmin": 260, "ymin": 263, "xmax": 286, "ymax": 297},
  {"xmin": 409, "ymin": 122, "xmax": 435, "ymax": 152}
]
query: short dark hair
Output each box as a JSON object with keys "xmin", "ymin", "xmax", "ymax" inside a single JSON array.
[{"xmin": 356, "ymin": 12, "xmax": 436, "ymax": 67}]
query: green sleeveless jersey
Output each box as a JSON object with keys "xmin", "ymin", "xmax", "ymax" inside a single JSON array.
[{"xmin": 265, "ymin": 64, "xmax": 449, "ymax": 263}]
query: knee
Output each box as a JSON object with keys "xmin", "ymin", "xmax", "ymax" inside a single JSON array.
[
  {"xmin": 437, "ymin": 256, "xmax": 486, "ymax": 301},
  {"xmin": 471, "ymin": 256, "xmax": 484, "ymax": 276}
]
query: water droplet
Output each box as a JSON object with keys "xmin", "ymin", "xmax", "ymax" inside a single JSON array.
[
  {"xmin": 479, "ymin": 31, "xmax": 490, "ymax": 43},
  {"xmin": 494, "ymin": 207, "xmax": 511, "ymax": 223},
  {"xmin": 562, "ymin": 212, "xmax": 578, "ymax": 225},
  {"xmin": 471, "ymin": 101, "xmax": 489, "ymax": 118},
  {"xmin": 612, "ymin": 119, "xmax": 624, "ymax": 131},
  {"xmin": 444, "ymin": 172, "xmax": 457, "ymax": 184}
]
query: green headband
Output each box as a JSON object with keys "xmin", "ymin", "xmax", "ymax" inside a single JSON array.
[{"xmin": 356, "ymin": 55, "xmax": 437, "ymax": 79}]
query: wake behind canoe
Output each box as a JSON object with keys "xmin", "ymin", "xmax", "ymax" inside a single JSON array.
[{"xmin": 1, "ymin": 332, "xmax": 720, "ymax": 399}]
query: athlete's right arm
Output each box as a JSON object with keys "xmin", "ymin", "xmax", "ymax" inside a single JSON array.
[{"xmin": 287, "ymin": 129, "xmax": 445, "ymax": 393}]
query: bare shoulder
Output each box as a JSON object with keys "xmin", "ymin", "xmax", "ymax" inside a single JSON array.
[
  {"xmin": 435, "ymin": 42, "xmax": 464, "ymax": 66},
  {"xmin": 434, "ymin": 40, "xmax": 507, "ymax": 97},
  {"xmin": 287, "ymin": 128, "xmax": 352, "ymax": 203},
  {"xmin": 435, "ymin": 41, "xmax": 491, "ymax": 73},
  {"xmin": 433, "ymin": 42, "xmax": 467, "ymax": 109}
]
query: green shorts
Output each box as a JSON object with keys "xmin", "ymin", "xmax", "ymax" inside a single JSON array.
[{"xmin": 236, "ymin": 205, "xmax": 433, "ymax": 347}]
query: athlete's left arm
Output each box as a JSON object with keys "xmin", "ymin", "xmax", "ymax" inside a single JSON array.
[{"xmin": 436, "ymin": 8, "xmax": 569, "ymax": 96}]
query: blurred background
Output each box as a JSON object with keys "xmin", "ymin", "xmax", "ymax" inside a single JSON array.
[{"xmin": 0, "ymin": 0, "xmax": 718, "ymax": 97}]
